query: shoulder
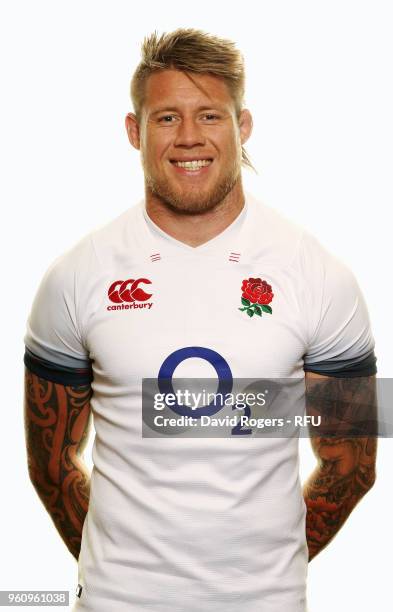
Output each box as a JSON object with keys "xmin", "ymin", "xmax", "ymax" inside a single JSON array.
[
  {"xmin": 41, "ymin": 203, "xmax": 142, "ymax": 288},
  {"xmin": 250, "ymin": 195, "xmax": 353, "ymax": 278},
  {"xmin": 246, "ymin": 194, "xmax": 363, "ymax": 309},
  {"xmin": 88, "ymin": 203, "xmax": 142, "ymax": 256},
  {"xmin": 297, "ymin": 228, "xmax": 359, "ymax": 297},
  {"xmin": 245, "ymin": 193, "xmax": 305, "ymax": 265}
]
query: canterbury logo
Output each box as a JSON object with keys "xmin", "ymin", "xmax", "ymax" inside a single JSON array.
[{"xmin": 108, "ymin": 278, "xmax": 152, "ymax": 303}]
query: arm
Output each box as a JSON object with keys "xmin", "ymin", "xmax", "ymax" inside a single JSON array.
[
  {"xmin": 24, "ymin": 366, "xmax": 92, "ymax": 560},
  {"xmin": 303, "ymin": 371, "xmax": 377, "ymax": 561}
]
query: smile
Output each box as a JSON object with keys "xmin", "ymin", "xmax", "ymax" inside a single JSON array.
[{"xmin": 171, "ymin": 159, "xmax": 212, "ymax": 171}]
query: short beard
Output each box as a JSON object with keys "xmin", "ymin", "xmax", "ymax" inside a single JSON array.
[{"xmin": 144, "ymin": 162, "xmax": 241, "ymax": 216}]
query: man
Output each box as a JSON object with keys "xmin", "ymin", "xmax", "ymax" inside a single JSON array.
[{"xmin": 24, "ymin": 29, "xmax": 377, "ymax": 612}]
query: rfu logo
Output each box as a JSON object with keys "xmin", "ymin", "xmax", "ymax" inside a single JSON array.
[{"xmin": 107, "ymin": 278, "xmax": 153, "ymax": 311}]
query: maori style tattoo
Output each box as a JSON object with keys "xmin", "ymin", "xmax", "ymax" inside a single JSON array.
[
  {"xmin": 24, "ymin": 368, "xmax": 92, "ymax": 560},
  {"xmin": 303, "ymin": 374, "xmax": 377, "ymax": 561}
]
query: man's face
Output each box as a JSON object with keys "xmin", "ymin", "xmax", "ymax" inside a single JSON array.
[{"xmin": 126, "ymin": 69, "xmax": 252, "ymax": 214}]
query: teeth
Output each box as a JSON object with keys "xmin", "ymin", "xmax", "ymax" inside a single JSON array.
[{"xmin": 173, "ymin": 159, "xmax": 212, "ymax": 170}]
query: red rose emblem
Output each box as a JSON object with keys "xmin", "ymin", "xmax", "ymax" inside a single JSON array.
[
  {"xmin": 239, "ymin": 277, "xmax": 274, "ymax": 318},
  {"xmin": 242, "ymin": 278, "xmax": 273, "ymax": 305}
]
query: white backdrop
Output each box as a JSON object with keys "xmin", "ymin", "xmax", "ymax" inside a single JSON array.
[{"xmin": 1, "ymin": 1, "xmax": 392, "ymax": 610}]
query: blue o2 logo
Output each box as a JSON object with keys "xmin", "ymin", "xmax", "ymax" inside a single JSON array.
[{"xmin": 157, "ymin": 346, "xmax": 233, "ymax": 418}]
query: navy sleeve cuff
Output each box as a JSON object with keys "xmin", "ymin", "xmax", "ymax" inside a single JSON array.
[
  {"xmin": 24, "ymin": 348, "xmax": 93, "ymax": 385},
  {"xmin": 304, "ymin": 350, "xmax": 377, "ymax": 378}
]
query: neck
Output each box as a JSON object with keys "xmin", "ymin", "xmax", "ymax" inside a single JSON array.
[{"xmin": 144, "ymin": 179, "xmax": 246, "ymax": 248}]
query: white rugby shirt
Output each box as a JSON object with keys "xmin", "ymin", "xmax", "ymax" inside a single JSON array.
[{"xmin": 24, "ymin": 193, "xmax": 376, "ymax": 612}]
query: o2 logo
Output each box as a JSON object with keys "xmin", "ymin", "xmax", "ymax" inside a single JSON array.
[{"xmin": 157, "ymin": 346, "xmax": 252, "ymax": 436}]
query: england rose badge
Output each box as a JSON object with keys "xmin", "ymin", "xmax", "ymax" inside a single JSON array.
[{"xmin": 239, "ymin": 277, "xmax": 274, "ymax": 317}]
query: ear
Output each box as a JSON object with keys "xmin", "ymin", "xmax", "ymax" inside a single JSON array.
[
  {"xmin": 125, "ymin": 112, "xmax": 141, "ymax": 150},
  {"xmin": 238, "ymin": 109, "xmax": 253, "ymax": 145}
]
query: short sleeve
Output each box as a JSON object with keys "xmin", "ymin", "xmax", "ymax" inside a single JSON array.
[
  {"xmin": 24, "ymin": 243, "xmax": 93, "ymax": 385},
  {"xmin": 300, "ymin": 233, "xmax": 377, "ymax": 377}
]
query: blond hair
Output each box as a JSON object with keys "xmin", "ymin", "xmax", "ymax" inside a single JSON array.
[{"xmin": 130, "ymin": 29, "xmax": 254, "ymax": 170}]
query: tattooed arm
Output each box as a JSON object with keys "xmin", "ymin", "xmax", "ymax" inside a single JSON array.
[
  {"xmin": 303, "ymin": 372, "xmax": 377, "ymax": 561},
  {"xmin": 24, "ymin": 367, "xmax": 92, "ymax": 560}
]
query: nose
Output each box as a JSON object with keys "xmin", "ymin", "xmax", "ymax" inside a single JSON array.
[{"xmin": 174, "ymin": 116, "xmax": 205, "ymax": 148}]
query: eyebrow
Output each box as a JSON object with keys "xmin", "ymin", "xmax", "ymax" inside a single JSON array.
[{"xmin": 149, "ymin": 105, "xmax": 228, "ymax": 117}]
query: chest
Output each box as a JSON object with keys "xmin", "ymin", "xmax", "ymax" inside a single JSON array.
[{"xmin": 84, "ymin": 256, "xmax": 307, "ymax": 384}]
